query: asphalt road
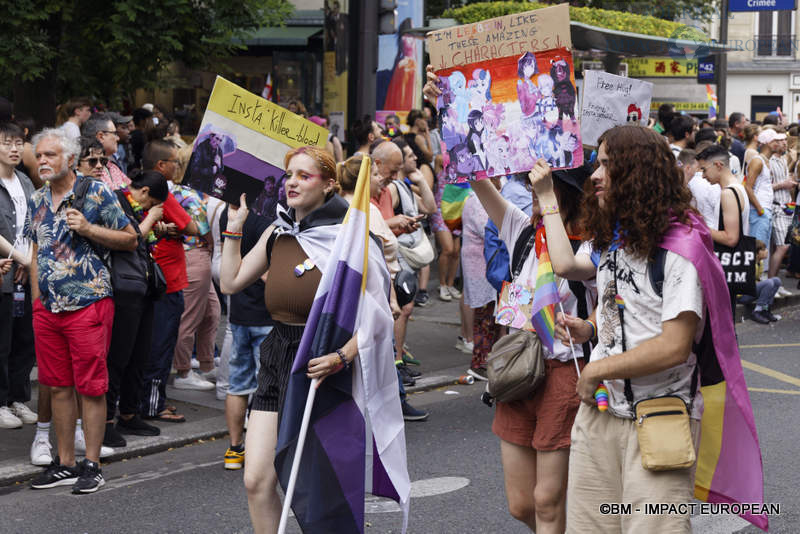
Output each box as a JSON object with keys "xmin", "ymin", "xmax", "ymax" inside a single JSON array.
[{"xmin": 2, "ymin": 304, "xmax": 799, "ymax": 533}]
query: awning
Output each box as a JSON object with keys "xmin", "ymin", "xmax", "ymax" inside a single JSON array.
[
  {"xmin": 238, "ymin": 26, "xmax": 322, "ymax": 47},
  {"xmin": 570, "ymin": 22, "xmax": 730, "ymax": 57}
]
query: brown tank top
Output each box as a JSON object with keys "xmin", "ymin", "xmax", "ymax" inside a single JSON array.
[{"xmin": 265, "ymin": 234, "xmax": 322, "ymax": 324}]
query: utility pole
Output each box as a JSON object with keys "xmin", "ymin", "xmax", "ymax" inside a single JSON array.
[
  {"xmin": 349, "ymin": 0, "xmax": 378, "ymax": 123},
  {"xmin": 718, "ymin": 0, "xmax": 729, "ymax": 117}
]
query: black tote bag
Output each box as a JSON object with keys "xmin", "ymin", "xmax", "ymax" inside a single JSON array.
[{"xmin": 713, "ymin": 187, "xmax": 757, "ymax": 297}]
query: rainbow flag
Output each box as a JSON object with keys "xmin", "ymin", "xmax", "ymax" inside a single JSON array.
[
  {"xmin": 529, "ymin": 235, "xmax": 560, "ymax": 353},
  {"xmin": 706, "ymin": 84, "xmax": 718, "ymax": 119},
  {"xmin": 440, "ymin": 182, "xmax": 471, "ymax": 232},
  {"xmin": 783, "ymin": 202, "xmax": 795, "ymax": 216}
]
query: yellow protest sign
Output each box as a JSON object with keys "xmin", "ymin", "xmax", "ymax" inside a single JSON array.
[
  {"xmin": 206, "ymin": 76, "xmax": 328, "ymax": 149},
  {"xmin": 625, "ymin": 57, "xmax": 698, "ymax": 78}
]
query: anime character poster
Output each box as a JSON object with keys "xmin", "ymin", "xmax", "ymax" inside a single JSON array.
[
  {"xmin": 184, "ymin": 76, "xmax": 328, "ymax": 218},
  {"xmin": 376, "ymin": 0, "xmax": 424, "ymax": 114},
  {"xmin": 435, "ymin": 48, "xmax": 582, "ymax": 183},
  {"xmin": 580, "ymin": 70, "xmax": 653, "ymax": 147}
]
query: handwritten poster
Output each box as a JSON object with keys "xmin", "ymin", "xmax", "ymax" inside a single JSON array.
[
  {"xmin": 184, "ymin": 76, "xmax": 328, "ymax": 216},
  {"xmin": 426, "ymin": 4, "xmax": 571, "ymax": 71},
  {"xmin": 436, "ymin": 48, "xmax": 582, "ymax": 183},
  {"xmin": 580, "ymin": 70, "xmax": 653, "ymax": 147}
]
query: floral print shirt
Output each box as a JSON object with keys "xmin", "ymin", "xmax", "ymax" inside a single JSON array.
[
  {"xmin": 25, "ymin": 174, "xmax": 130, "ymax": 312},
  {"xmin": 169, "ymin": 182, "xmax": 210, "ymax": 250}
]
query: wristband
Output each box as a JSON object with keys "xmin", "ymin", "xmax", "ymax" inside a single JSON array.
[
  {"xmin": 585, "ymin": 319, "xmax": 597, "ymax": 339},
  {"xmin": 222, "ymin": 231, "xmax": 243, "ymax": 240},
  {"xmin": 541, "ymin": 204, "xmax": 560, "ymax": 216},
  {"xmin": 336, "ymin": 349, "xmax": 350, "ymax": 370}
]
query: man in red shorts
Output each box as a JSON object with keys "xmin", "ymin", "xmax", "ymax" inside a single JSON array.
[{"xmin": 26, "ymin": 128, "xmax": 137, "ymax": 494}]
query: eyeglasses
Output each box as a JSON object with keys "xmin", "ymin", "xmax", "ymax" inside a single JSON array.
[
  {"xmin": 0, "ymin": 140, "xmax": 24, "ymax": 149},
  {"xmin": 82, "ymin": 156, "xmax": 109, "ymax": 167}
]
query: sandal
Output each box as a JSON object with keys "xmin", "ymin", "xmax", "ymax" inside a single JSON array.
[
  {"xmin": 165, "ymin": 405, "xmax": 178, "ymax": 414},
  {"xmin": 143, "ymin": 410, "xmax": 186, "ymax": 423}
]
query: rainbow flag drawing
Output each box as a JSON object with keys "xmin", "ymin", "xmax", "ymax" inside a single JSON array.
[
  {"xmin": 530, "ymin": 240, "xmax": 560, "ymax": 353},
  {"xmin": 440, "ymin": 182, "xmax": 471, "ymax": 232}
]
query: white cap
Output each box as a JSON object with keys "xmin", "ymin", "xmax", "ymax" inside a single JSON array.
[
  {"xmin": 142, "ymin": 103, "xmax": 154, "ymax": 112},
  {"xmin": 757, "ymin": 129, "xmax": 785, "ymax": 144}
]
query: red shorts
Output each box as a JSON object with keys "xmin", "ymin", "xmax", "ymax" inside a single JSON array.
[
  {"xmin": 492, "ymin": 358, "xmax": 584, "ymax": 451},
  {"xmin": 32, "ymin": 297, "xmax": 114, "ymax": 396}
]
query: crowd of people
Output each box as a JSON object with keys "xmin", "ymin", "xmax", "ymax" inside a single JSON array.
[{"xmin": 0, "ymin": 69, "xmax": 785, "ymax": 532}]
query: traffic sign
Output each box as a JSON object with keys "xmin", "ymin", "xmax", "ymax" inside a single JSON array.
[{"xmin": 729, "ymin": 0, "xmax": 797, "ymax": 12}]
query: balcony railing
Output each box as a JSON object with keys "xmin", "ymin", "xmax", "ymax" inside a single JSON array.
[{"xmin": 754, "ymin": 34, "xmax": 796, "ymax": 58}]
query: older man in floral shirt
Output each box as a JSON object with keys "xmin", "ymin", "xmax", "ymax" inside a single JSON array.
[{"xmin": 26, "ymin": 128, "xmax": 137, "ymax": 494}]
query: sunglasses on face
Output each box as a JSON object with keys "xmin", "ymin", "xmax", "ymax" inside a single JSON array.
[{"xmin": 82, "ymin": 156, "xmax": 109, "ymax": 167}]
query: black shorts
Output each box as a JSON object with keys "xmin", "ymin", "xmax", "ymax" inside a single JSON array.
[{"xmin": 251, "ymin": 323, "xmax": 305, "ymax": 413}]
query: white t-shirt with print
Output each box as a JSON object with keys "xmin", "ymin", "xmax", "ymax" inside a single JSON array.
[
  {"xmin": 500, "ymin": 205, "xmax": 596, "ymax": 363},
  {"xmin": 0, "ymin": 174, "xmax": 27, "ymax": 244},
  {"xmin": 576, "ymin": 242, "xmax": 705, "ymax": 420}
]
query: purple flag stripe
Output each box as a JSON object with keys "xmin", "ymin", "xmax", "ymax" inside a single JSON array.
[
  {"xmin": 372, "ymin": 438, "xmax": 401, "ymax": 502},
  {"xmin": 320, "ymin": 261, "xmax": 363, "ymax": 332},
  {"xmin": 314, "ymin": 400, "xmax": 367, "ymax": 530},
  {"xmin": 223, "ymin": 149, "xmax": 283, "ymax": 180}
]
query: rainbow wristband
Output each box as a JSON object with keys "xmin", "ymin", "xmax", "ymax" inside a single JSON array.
[
  {"xmin": 585, "ymin": 319, "xmax": 597, "ymax": 339},
  {"xmin": 221, "ymin": 231, "xmax": 243, "ymax": 240},
  {"xmin": 541, "ymin": 204, "xmax": 560, "ymax": 216}
]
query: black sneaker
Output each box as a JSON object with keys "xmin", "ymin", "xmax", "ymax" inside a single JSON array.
[
  {"xmin": 397, "ymin": 363, "xmax": 421, "ymax": 378},
  {"xmin": 31, "ymin": 458, "xmax": 80, "ymax": 489},
  {"xmin": 72, "ymin": 459, "xmax": 105, "ymax": 494},
  {"xmin": 103, "ymin": 422, "xmax": 127, "ymax": 448},
  {"xmin": 116, "ymin": 415, "xmax": 161, "ymax": 437},
  {"xmin": 750, "ymin": 310, "xmax": 771, "ymax": 324},
  {"xmin": 401, "ymin": 401, "xmax": 429, "ymax": 421},
  {"xmin": 763, "ymin": 309, "xmax": 781, "ymax": 322},
  {"xmin": 414, "ymin": 290, "xmax": 430, "ymax": 307},
  {"xmin": 397, "ymin": 365, "xmax": 416, "ymax": 387}
]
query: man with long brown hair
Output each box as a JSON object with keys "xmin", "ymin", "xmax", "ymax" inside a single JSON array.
[{"xmin": 530, "ymin": 125, "xmax": 764, "ymax": 532}]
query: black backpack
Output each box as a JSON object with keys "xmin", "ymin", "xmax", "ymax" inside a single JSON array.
[{"xmin": 71, "ymin": 177, "xmax": 150, "ymax": 297}]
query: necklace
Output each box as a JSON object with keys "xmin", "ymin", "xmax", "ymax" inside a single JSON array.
[{"xmin": 121, "ymin": 187, "xmax": 158, "ymax": 251}]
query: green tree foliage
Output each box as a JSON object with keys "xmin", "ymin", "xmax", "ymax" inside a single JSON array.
[
  {"xmin": 442, "ymin": 1, "xmax": 710, "ymax": 38},
  {"xmin": 432, "ymin": 1, "xmax": 718, "ymax": 25},
  {"xmin": 0, "ymin": 0, "xmax": 293, "ymax": 121}
]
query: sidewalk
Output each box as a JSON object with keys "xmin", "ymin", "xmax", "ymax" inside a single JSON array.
[{"xmin": 3, "ymin": 274, "xmax": 798, "ymax": 487}]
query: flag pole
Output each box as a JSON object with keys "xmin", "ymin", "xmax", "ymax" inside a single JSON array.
[
  {"xmin": 558, "ymin": 302, "xmax": 581, "ymax": 378},
  {"xmin": 277, "ymin": 377, "xmax": 319, "ymax": 534}
]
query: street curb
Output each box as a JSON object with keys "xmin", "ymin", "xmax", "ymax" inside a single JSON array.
[
  {"xmin": 0, "ymin": 416, "xmax": 229, "ymax": 488},
  {"xmin": 405, "ymin": 366, "xmax": 483, "ymax": 394}
]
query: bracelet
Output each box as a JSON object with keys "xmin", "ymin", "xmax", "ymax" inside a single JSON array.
[
  {"xmin": 335, "ymin": 349, "xmax": 350, "ymax": 370},
  {"xmin": 585, "ymin": 319, "xmax": 597, "ymax": 339},
  {"xmin": 541, "ymin": 204, "xmax": 560, "ymax": 216},
  {"xmin": 221, "ymin": 231, "xmax": 243, "ymax": 240}
]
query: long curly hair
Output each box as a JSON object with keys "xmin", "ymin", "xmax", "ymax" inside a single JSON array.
[{"xmin": 580, "ymin": 125, "xmax": 695, "ymax": 260}]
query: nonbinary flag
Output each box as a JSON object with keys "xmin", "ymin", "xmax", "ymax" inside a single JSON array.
[
  {"xmin": 274, "ymin": 157, "xmax": 410, "ymax": 533},
  {"xmin": 529, "ymin": 227, "xmax": 560, "ymax": 353}
]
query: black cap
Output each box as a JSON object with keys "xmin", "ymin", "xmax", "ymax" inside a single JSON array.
[{"xmin": 552, "ymin": 160, "xmax": 592, "ymax": 194}]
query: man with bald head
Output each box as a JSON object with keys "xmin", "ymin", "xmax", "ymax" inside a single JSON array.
[{"xmin": 371, "ymin": 141, "xmax": 419, "ymax": 235}]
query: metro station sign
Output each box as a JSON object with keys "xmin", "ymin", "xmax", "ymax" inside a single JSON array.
[{"xmin": 729, "ymin": 0, "xmax": 797, "ymax": 11}]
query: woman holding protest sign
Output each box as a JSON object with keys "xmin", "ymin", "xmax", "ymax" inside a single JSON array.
[{"xmin": 425, "ymin": 66, "xmax": 595, "ymax": 534}]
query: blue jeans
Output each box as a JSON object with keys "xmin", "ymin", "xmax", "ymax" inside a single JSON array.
[
  {"xmin": 228, "ymin": 324, "xmax": 272, "ymax": 396},
  {"xmin": 738, "ymin": 277, "xmax": 781, "ymax": 310}
]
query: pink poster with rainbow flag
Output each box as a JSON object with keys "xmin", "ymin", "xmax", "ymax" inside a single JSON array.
[{"xmin": 435, "ymin": 47, "xmax": 582, "ymax": 183}]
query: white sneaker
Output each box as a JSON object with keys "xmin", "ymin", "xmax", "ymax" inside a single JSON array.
[
  {"xmin": 438, "ymin": 285, "xmax": 452, "ymax": 302},
  {"xmin": 214, "ymin": 356, "xmax": 220, "ymax": 367},
  {"xmin": 173, "ymin": 371, "xmax": 215, "ymax": 391},
  {"xmin": 74, "ymin": 429, "xmax": 114, "ymax": 458},
  {"xmin": 30, "ymin": 434, "xmax": 53, "ymax": 466},
  {"xmin": 447, "ymin": 286, "xmax": 462, "ymax": 299},
  {"xmin": 776, "ymin": 286, "xmax": 793, "ymax": 298},
  {"xmin": 0, "ymin": 406, "xmax": 23, "ymax": 429},
  {"xmin": 201, "ymin": 368, "xmax": 218, "ymax": 383},
  {"xmin": 11, "ymin": 402, "xmax": 37, "ymax": 424},
  {"xmin": 454, "ymin": 336, "xmax": 474, "ymax": 354},
  {"xmin": 191, "ymin": 358, "xmax": 200, "ymax": 369}
]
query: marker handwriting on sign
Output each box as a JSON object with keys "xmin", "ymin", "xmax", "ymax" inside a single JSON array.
[
  {"xmin": 226, "ymin": 93, "xmax": 321, "ymax": 146},
  {"xmin": 595, "ymin": 78, "xmax": 634, "ymax": 97}
]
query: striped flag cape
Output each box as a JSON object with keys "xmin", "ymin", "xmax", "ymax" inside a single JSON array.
[
  {"xmin": 274, "ymin": 157, "xmax": 410, "ymax": 533},
  {"xmin": 529, "ymin": 227, "xmax": 560, "ymax": 353},
  {"xmin": 661, "ymin": 213, "xmax": 767, "ymax": 532}
]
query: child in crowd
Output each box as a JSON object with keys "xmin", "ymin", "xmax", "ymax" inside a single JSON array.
[{"xmin": 739, "ymin": 240, "xmax": 783, "ymax": 323}]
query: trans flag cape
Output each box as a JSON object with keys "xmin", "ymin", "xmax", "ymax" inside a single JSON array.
[
  {"xmin": 661, "ymin": 212, "xmax": 767, "ymax": 532},
  {"xmin": 273, "ymin": 158, "xmax": 410, "ymax": 533}
]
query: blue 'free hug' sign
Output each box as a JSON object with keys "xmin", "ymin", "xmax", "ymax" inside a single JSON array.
[{"xmin": 729, "ymin": 0, "xmax": 797, "ymax": 11}]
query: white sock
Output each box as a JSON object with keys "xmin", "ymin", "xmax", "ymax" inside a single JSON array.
[
  {"xmin": 35, "ymin": 421, "xmax": 51, "ymax": 439},
  {"xmin": 75, "ymin": 419, "xmax": 83, "ymax": 436}
]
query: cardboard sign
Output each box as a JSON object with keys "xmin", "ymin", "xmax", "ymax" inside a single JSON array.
[
  {"xmin": 184, "ymin": 76, "xmax": 328, "ymax": 216},
  {"xmin": 426, "ymin": 4, "xmax": 571, "ymax": 70},
  {"xmin": 580, "ymin": 70, "xmax": 653, "ymax": 148},
  {"xmin": 436, "ymin": 48, "xmax": 582, "ymax": 183}
]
